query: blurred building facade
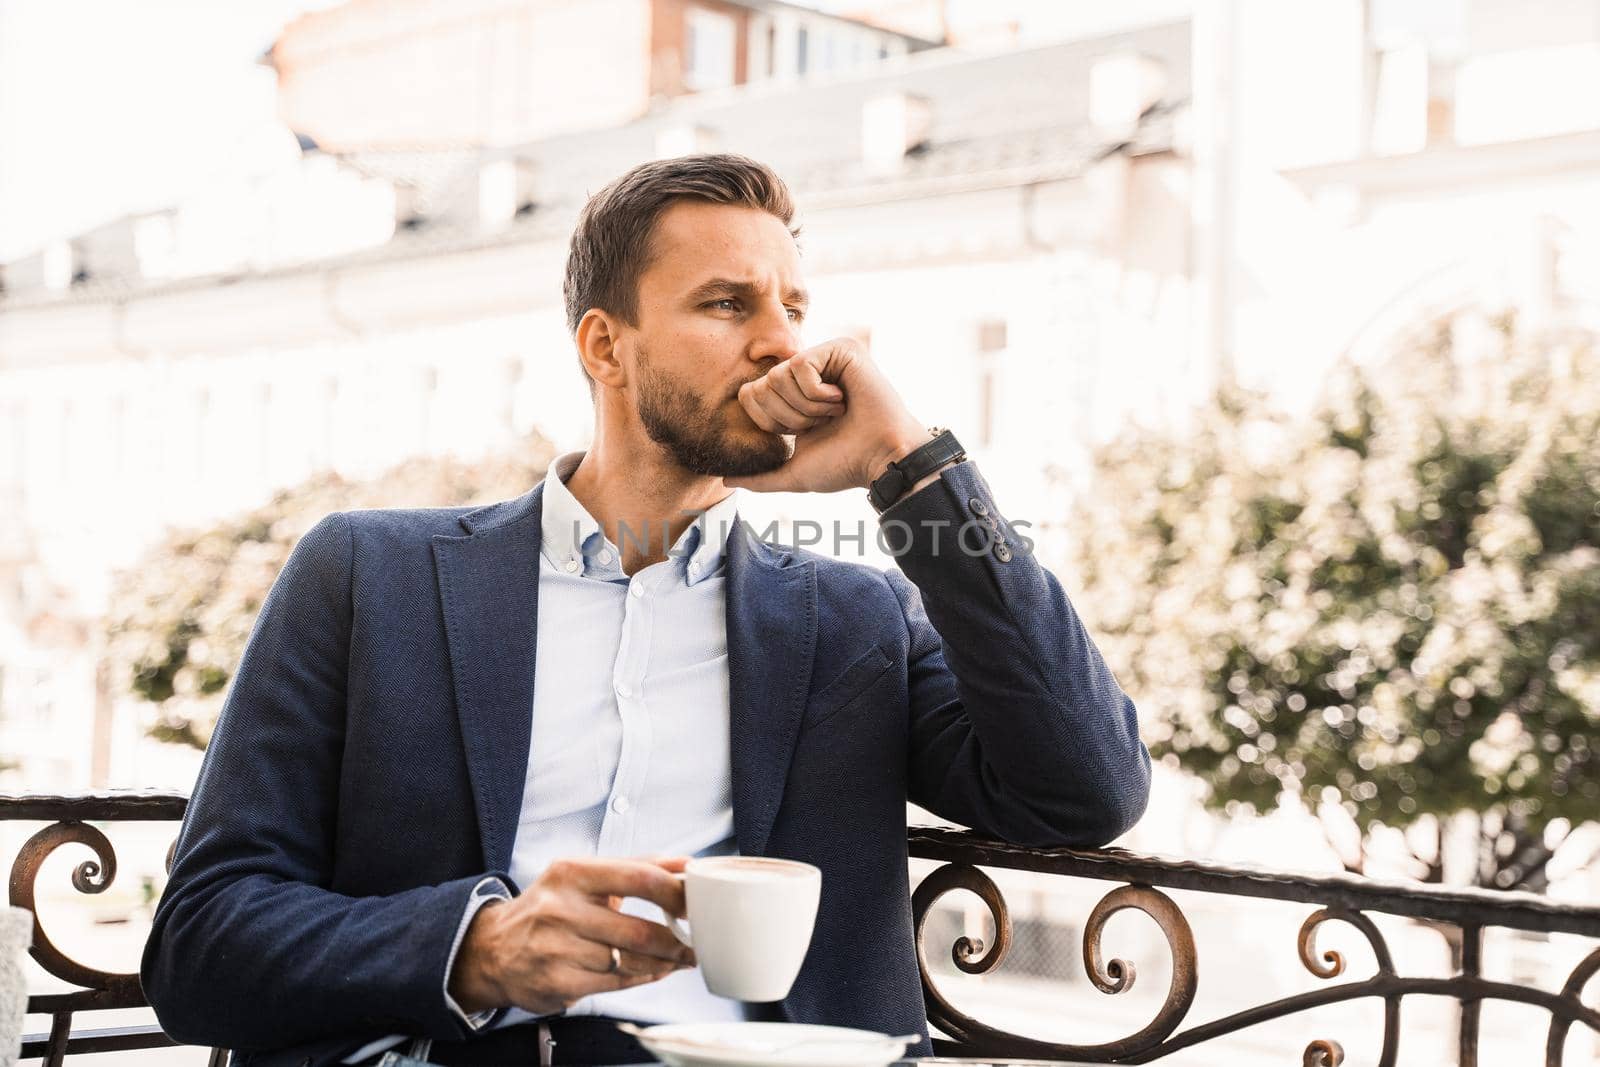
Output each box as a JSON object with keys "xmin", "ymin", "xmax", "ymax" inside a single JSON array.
[
  {"xmin": 1, "ymin": 0, "xmax": 1598, "ymax": 813},
  {"xmin": 265, "ymin": 0, "xmax": 940, "ymax": 148}
]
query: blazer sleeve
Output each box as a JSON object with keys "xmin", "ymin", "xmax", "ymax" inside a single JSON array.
[
  {"xmin": 140, "ymin": 512, "xmax": 512, "ymax": 1051},
  {"xmin": 879, "ymin": 460, "xmax": 1151, "ymax": 848}
]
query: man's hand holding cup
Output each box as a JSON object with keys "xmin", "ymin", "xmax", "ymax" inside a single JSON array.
[{"xmin": 447, "ymin": 855, "xmax": 696, "ymax": 1015}]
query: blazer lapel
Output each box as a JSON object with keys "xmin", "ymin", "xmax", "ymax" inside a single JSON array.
[
  {"xmin": 725, "ymin": 519, "xmax": 817, "ymax": 858},
  {"xmin": 431, "ymin": 484, "xmax": 544, "ymax": 876}
]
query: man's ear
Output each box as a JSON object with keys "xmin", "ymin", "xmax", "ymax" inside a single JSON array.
[{"xmin": 576, "ymin": 309, "xmax": 628, "ymax": 391}]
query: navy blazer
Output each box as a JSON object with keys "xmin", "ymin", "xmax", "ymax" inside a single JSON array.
[{"xmin": 141, "ymin": 460, "xmax": 1150, "ymax": 1066}]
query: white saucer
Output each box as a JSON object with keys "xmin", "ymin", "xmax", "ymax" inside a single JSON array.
[{"xmin": 627, "ymin": 1021, "xmax": 916, "ymax": 1067}]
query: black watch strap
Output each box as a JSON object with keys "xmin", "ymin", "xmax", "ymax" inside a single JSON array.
[{"xmin": 868, "ymin": 428, "xmax": 966, "ymax": 512}]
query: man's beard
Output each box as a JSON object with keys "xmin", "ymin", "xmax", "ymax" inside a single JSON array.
[{"xmin": 636, "ymin": 347, "xmax": 792, "ymax": 478}]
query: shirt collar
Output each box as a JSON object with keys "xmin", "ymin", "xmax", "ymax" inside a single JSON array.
[{"xmin": 539, "ymin": 450, "xmax": 741, "ymax": 586}]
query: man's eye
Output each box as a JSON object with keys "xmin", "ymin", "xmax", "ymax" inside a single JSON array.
[{"xmin": 705, "ymin": 299, "xmax": 802, "ymax": 321}]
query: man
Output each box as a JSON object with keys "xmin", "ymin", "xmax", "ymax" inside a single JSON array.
[{"xmin": 142, "ymin": 154, "xmax": 1150, "ymax": 1067}]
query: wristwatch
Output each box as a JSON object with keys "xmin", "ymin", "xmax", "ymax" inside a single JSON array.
[{"xmin": 868, "ymin": 428, "xmax": 966, "ymax": 513}]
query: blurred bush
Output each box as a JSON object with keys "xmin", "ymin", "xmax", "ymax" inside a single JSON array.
[
  {"xmin": 1063, "ymin": 311, "xmax": 1599, "ymax": 891},
  {"xmin": 106, "ymin": 432, "xmax": 557, "ymax": 749}
]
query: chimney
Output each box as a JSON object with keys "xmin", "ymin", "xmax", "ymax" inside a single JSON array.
[
  {"xmin": 478, "ymin": 156, "xmax": 537, "ymax": 231},
  {"xmin": 861, "ymin": 92, "xmax": 931, "ymax": 177},
  {"xmin": 42, "ymin": 240, "xmax": 78, "ymax": 291},
  {"xmin": 655, "ymin": 124, "xmax": 718, "ymax": 159},
  {"xmin": 393, "ymin": 182, "xmax": 425, "ymax": 230},
  {"xmin": 1089, "ymin": 52, "xmax": 1167, "ymax": 140}
]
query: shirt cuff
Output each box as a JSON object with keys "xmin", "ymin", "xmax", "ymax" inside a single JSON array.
[{"xmin": 443, "ymin": 876, "xmax": 513, "ymax": 1029}]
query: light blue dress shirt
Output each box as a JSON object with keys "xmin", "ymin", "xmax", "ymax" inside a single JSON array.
[
  {"xmin": 348, "ymin": 451, "xmax": 749, "ymax": 1063},
  {"xmin": 498, "ymin": 449, "xmax": 747, "ymax": 1025}
]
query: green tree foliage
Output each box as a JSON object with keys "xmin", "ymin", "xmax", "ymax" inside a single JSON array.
[
  {"xmin": 1063, "ymin": 313, "xmax": 1599, "ymax": 890},
  {"xmin": 106, "ymin": 434, "xmax": 557, "ymax": 749}
]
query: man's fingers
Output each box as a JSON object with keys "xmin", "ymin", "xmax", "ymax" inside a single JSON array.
[
  {"xmin": 742, "ymin": 379, "xmax": 825, "ymax": 432},
  {"xmin": 568, "ymin": 932, "xmax": 684, "ymax": 977},
  {"xmin": 548, "ymin": 857, "xmax": 687, "ymax": 916},
  {"xmin": 738, "ymin": 385, "xmax": 783, "ymax": 433},
  {"xmin": 567, "ymin": 902, "xmax": 693, "ymax": 965},
  {"xmin": 760, "ymin": 384, "xmax": 824, "ymax": 429},
  {"xmin": 790, "ymin": 357, "xmax": 845, "ymax": 404},
  {"xmin": 770, "ymin": 362, "xmax": 846, "ymax": 417}
]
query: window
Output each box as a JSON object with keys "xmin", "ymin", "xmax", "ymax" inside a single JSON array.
[
  {"xmin": 684, "ymin": 7, "xmax": 736, "ymax": 91},
  {"xmin": 796, "ymin": 26, "xmax": 809, "ymax": 75}
]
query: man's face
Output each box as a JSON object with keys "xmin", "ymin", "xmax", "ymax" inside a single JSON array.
[{"xmin": 624, "ymin": 200, "xmax": 809, "ymax": 478}]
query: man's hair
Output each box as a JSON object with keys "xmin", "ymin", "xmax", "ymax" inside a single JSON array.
[{"xmin": 563, "ymin": 154, "xmax": 800, "ymax": 385}]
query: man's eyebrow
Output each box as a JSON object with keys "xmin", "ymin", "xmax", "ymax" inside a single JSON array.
[{"xmin": 685, "ymin": 277, "xmax": 810, "ymax": 309}]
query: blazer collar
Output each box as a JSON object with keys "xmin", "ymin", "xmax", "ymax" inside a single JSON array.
[
  {"xmin": 724, "ymin": 519, "xmax": 817, "ymax": 858},
  {"xmin": 455, "ymin": 482, "xmax": 543, "ymax": 536},
  {"xmin": 432, "ymin": 482, "xmax": 546, "ymax": 875}
]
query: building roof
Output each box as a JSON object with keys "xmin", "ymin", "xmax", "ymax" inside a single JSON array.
[
  {"xmin": 499, "ymin": 22, "xmax": 1189, "ymax": 200},
  {"xmin": 723, "ymin": 0, "xmax": 945, "ymax": 49},
  {"xmin": 1, "ymin": 21, "xmax": 1190, "ymax": 311}
]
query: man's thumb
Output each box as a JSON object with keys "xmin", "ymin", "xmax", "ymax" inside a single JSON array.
[{"xmin": 722, "ymin": 471, "xmax": 787, "ymax": 492}]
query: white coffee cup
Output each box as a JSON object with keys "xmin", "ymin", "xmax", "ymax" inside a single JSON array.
[{"xmin": 667, "ymin": 856, "xmax": 821, "ymax": 1002}]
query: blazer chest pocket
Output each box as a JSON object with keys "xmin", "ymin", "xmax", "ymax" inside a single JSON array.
[{"xmin": 804, "ymin": 643, "xmax": 894, "ymax": 732}]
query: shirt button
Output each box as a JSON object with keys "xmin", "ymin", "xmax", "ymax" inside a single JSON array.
[
  {"xmin": 995, "ymin": 542, "xmax": 1013, "ymax": 563},
  {"xmin": 969, "ymin": 497, "xmax": 990, "ymax": 517},
  {"xmin": 615, "ymin": 681, "xmax": 632, "ymax": 698},
  {"xmin": 598, "ymin": 550, "xmax": 613, "ymax": 564},
  {"xmin": 564, "ymin": 559, "xmax": 579, "ymax": 573},
  {"xmin": 629, "ymin": 583, "xmax": 645, "ymax": 598},
  {"xmin": 611, "ymin": 795, "xmax": 631, "ymax": 814}
]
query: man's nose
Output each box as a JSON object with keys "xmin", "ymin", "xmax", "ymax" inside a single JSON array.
[{"xmin": 748, "ymin": 300, "xmax": 800, "ymax": 363}]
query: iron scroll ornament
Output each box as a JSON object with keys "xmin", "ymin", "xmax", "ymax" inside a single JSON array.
[
  {"xmin": 8, "ymin": 820, "xmax": 144, "ymax": 1007},
  {"xmin": 911, "ymin": 862, "xmax": 1199, "ymax": 1062}
]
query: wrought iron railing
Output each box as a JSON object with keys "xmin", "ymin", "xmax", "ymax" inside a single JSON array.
[
  {"xmin": 5, "ymin": 793, "xmax": 1598, "ymax": 1065},
  {"xmin": 0, "ymin": 791, "xmax": 221, "ymax": 1067},
  {"xmin": 908, "ymin": 826, "xmax": 1600, "ymax": 1066}
]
